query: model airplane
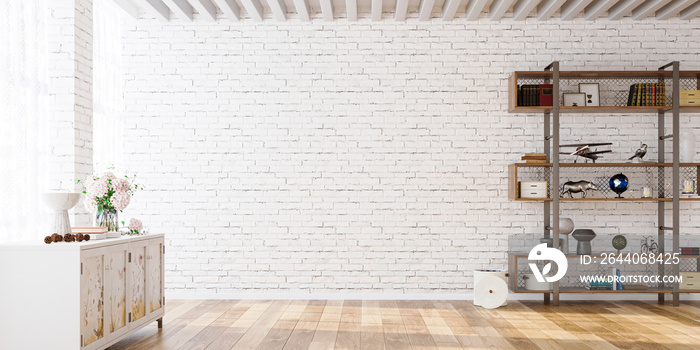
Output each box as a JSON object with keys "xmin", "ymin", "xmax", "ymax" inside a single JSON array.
[{"xmin": 560, "ymin": 143, "xmax": 613, "ymax": 163}]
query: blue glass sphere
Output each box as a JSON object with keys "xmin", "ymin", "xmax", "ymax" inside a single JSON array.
[{"xmin": 609, "ymin": 173, "xmax": 629, "ymax": 198}]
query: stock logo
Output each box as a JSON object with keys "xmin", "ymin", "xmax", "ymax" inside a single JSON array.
[{"xmin": 528, "ymin": 243, "xmax": 568, "ymax": 283}]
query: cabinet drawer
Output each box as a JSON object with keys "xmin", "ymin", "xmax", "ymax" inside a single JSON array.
[
  {"xmin": 520, "ymin": 181, "xmax": 548, "ymax": 198},
  {"xmin": 680, "ymin": 90, "xmax": 700, "ymax": 106}
]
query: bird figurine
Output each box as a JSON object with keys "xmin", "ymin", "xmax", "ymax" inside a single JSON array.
[{"xmin": 628, "ymin": 143, "xmax": 647, "ymax": 162}]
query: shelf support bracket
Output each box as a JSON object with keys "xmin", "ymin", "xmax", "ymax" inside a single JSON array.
[
  {"xmin": 660, "ymin": 134, "xmax": 674, "ymax": 140},
  {"xmin": 659, "ymin": 226, "xmax": 674, "ymax": 231}
]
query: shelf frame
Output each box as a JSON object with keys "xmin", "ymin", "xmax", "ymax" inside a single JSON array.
[{"xmin": 510, "ymin": 61, "xmax": 689, "ymax": 306}]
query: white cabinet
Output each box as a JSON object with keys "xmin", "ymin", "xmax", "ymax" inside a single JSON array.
[{"xmin": 0, "ymin": 234, "xmax": 164, "ymax": 350}]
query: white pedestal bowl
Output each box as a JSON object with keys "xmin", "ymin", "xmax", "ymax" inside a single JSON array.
[{"xmin": 42, "ymin": 192, "xmax": 81, "ymax": 236}]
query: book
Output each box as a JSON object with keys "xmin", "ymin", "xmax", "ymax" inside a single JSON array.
[
  {"xmin": 586, "ymin": 285, "xmax": 613, "ymax": 290},
  {"xmin": 539, "ymin": 84, "xmax": 553, "ymax": 106},
  {"xmin": 625, "ymin": 285, "xmax": 648, "ymax": 290},
  {"xmin": 616, "ymin": 268, "xmax": 624, "ymax": 290},
  {"xmin": 611, "ymin": 267, "xmax": 617, "ymax": 291},
  {"xmin": 524, "ymin": 153, "xmax": 546, "ymax": 157},
  {"xmin": 71, "ymin": 226, "xmax": 108, "ymax": 233},
  {"xmin": 627, "ymin": 84, "xmax": 636, "ymax": 106},
  {"xmin": 521, "ymin": 156, "xmax": 546, "ymax": 160},
  {"xmin": 525, "ymin": 160, "xmax": 548, "ymax": 164}
]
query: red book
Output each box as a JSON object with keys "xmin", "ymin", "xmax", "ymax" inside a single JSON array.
[{"xmin": 539, "ymin": 84, "xmax": 553, "ymax": 106}]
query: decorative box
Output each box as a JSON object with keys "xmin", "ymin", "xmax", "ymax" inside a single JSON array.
[
  {"xmin": 680, "ymin": 271, "xmax": 700, "ymax": 290},
  {"xmin": 680, "ymin": 90, "xmax": 700, "ymax": 106},
  {"xmin": 520, "ymin": 181, "xmax": 548, "ymax": 199}
]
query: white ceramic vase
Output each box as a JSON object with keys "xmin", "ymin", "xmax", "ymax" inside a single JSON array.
[{"xmin": 680, "ymin": 131, "xmax": 696, "ymax": 163}]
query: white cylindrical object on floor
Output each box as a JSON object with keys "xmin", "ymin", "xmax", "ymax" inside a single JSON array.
[
  {"xmin": 524, "ymin": 273, "xmax": 552, "ymax": 291},
  {"xmin": 474, "ymin": 276, "xmax": 508, "ymax": 309},
  {"xmin": 474, "ymin": 269, "xmax": 508, "ymax": 307}
]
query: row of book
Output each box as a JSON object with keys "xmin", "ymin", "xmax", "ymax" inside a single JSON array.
[
  {"xmin": 521, "ymin": 153, "xmax": 546, "ymax": 164},
  {"xmin": 681, "ymin": 247, "xmax": 700, "ymax": 255},
  {"xmin": 627, "ymin": 83, "xmax": 666, "ymax": 106},
  {"xmin": 517, "ymin": 84, "xmax": 553, "ymax": 107}
]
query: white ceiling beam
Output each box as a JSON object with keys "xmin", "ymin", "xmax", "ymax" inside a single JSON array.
[
  {"xmin": 395, "ymin": 0, "xmax": 409, "ymax": 20},
  {"xmin": 189, "ymin": 0, "xmax": 217, "ymax": 20},
  {"xmin": 490, "ymin": 0, "xmax": 517, "ymax": 19},
  {"xmin": 632, "ymin": 0, "xmax": 673, "ymax": 18},
  {"xmin": 537, "ymin": 0, "xmax": 568, "ymax": 19},
  {"xmin": 320, "ymin": 0, "xmax": 334, "ymax": 21},
  {"xmin": 113, "ymin": 0, "xmax": 141, "ymax": 19},
  {"xmin": 240, "ymin": 0, "xmax": 264, "ymax": 21},
  {"xmin": 212, "ymin": 0, "xmax": 241, "ymax": 20},
  {"xmin": 442, "ymin": 0, "xmax": 462, "ymax": 20},
  {"xmin": 608, "ymin": 0, "xmax": 646, "ymax": 19},
  {"xmin": 346, "ymin": 0, "xmax": 357, "ymax": 20},
  {"xmin": 584, "ymin": 0, "xmax": 620, "ymax": 19},
  {"xmin": 141, "ymin": 0, "xmax": 170, "ymax": 20},
  {"xmin": 372, "ymin": 0, "xmax": 382, "ymax": 20},
  {"xmin": 419, "ymin": 0, "xmax": 436, "ymax": 20},
  {"xmin": 512, "ymin": 0, "xmax": 542, "ymax": 20},
  {"xmin": 161, "ymin": 0, "xmax": 194, "ymax": 20},
  {"xmin": 267, "ymin": 0, "xmax": 287, "ymax": 21},
  {"xmin": 560, "ymin": 0, "xmax": 595, "ymax": 19},
  {"xmin": 679, "ymin": 0, "xmax": 700, "ymax": 18},
  {"xmin": 656, "ymin": 0, "xmax": 697, "ymax": 19},
  {"xmin": 465, "ymin": 0, "xmax": 489, "ymax": 20},
  {"xmin": 291, "ymin": 0, "xmax": 310, "ymax": 21}
]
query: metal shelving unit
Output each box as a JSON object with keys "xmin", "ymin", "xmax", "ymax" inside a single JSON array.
[{"xmin": 508, "ymin": 61, "xmax": 697, "ymax": 306}]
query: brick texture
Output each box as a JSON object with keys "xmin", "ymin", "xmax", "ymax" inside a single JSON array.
[{"xmin": 120, "ymin": 18, "xmax": 700, "ymax": 298}]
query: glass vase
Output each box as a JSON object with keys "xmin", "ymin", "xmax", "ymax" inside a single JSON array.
[{"xmin": 96, "ymin": 208, "xmax": 119, "ymax": 232}]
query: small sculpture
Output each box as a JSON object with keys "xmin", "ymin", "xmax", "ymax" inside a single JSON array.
[
  {"xmin": 612, "ymin": 235, "xmax": 627, "ymax": 254},
  {"xmin": 609, "ymin": 173, "xmax": 629, "ymax": 198},
  {"xmin": 561, "ymin": 181, "xmax": 599, "ymax": 198},
  {"xmin": 628, "ymin": 143, "xmax": 647, "ymax": 162},
  {"xmin": 572, "ymin": 229, "xmax": 596, "ymax": 255}
]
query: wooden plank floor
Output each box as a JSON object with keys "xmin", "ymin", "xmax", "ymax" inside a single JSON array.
[{"xmin": 107, "ymin": 300, "xmax": 700, "ymax": 350}]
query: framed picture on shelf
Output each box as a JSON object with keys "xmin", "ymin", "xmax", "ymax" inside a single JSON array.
[
  {"xmin": 563, "ymin": 93, "xmax": 586, "ymax": 107},
  {"xmin": 579, "ymin": 83, "xmax": 600, "ymax": 106}
]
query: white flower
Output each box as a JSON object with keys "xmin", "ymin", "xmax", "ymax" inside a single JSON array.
[
  {"xmin": 84, "ymin": 198, "xmax": 98, "ymax": 213},
  {"xmin": 112, "ymin": 191, "xmax": 131, "ymax": 211},
  {"xmin": 129, "ymin": 218, "xmax": 143, "ymax": 233},
  {"xmin": 89, "ymin": 178, "xmax": 109, "ymax": 198},
  {"xmin": 114, "ymin": 178, "xmax": 130, "ymax": 192}
]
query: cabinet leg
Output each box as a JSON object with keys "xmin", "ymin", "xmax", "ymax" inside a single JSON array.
[
  {"xmin": 544, "ymin": 294, "xmax": 550, "ymax": 305},
  {"xmin": 157, "ymin": 317, "xmax": 163, "ymax": 329},
  {"xmin": 658, "ymin": 293, "xmax": 665, "ymax": 304},
  {"xmin": 673, "ymin": 294, "xmax": 680, "ymax": 306}
]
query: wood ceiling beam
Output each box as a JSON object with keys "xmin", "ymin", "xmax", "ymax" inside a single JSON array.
[
  {"xmin": 656, "ymin": 0, "xmax": 697, "ymax": 19},
  {"xmin": 141, "ymin": 0, "xmax": 170, "ymax": 21},
  {"xmin": 161, "ymin": 0, "xmax": 194, "ymax": 20},
  {"xmin": 490, "ymin": 0, "xmax": 517, "ymax": 20},
  {"xmin": 112, "ymin": 0, "xmax": 141, "ymax": 19},
  {"xmin": 559, "ymin": 0, "xmax": 595, "ymax": 19},
  {"xmin": 189, "ymin": 0, "xmax": 217, "ymax": 20},
  {"xmin": 537, "ymin": 0, "xmax": 568, "ymax": 19},
  {"xmin": 419, "ymin": 0, "xmax": 436, "ymax": 20},
  {"xmin": 584, "ymin": 0, "xmax": 620, "ymax": 19},
  {"xmin": 212, "ymin": 0, "xmax": 241, "ymax": 20},
  {"xmin": 442, "ymin": 0, "xmax": 462, "ymax": 20},
  {"xmin": 512, "ymin": 0, "xmax": 542, "ymax": 20},
  {"xmin": 395, "ymin": 0, "xmax": 409, "ymax": 20},
  {"xmin": 267, "ymin": 0, "xmax": 288, "ymax": 21},
  {"xmin": 372, "ymin": 0, "xmax": 382, "ymax": 20},
  {"xmin": 631, "ymin": 0, "xmax": 672, "ymax": 18},
  {"xmin": 240, "ymin": 0, "xmax": 264, "ymax": 21},
  {"xmin": 465, "ymin": 0, "xmax": 489, "ymax": 20},
  {"xmin": 320, "ymin": 0, "xmax": 334, "ymax": 21},
  {"xmin": 679, "ymin": 0, "xmax": 700, "ymax": 18},
  {"xmin": 291, "ymin": 0, "xmax": 310, "ymax": 21},
  {"xmin": 608, "ymin": 0, "xmax": 646, "ymax": 19}
]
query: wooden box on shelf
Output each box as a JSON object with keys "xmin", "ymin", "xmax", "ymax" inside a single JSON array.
[{"xmin": 680, "ymin": 90, "xmax": 700, "ymax": 106}]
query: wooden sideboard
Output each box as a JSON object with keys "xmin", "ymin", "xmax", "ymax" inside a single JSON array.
[{"xmin": 0, "ymin": 234, "xmax": 164, "ymax": 350}]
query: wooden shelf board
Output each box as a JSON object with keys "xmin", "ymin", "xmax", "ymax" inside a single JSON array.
[
  {"xmin": 514, "ymin": 197, "xmax": 700, "ymax": 202},
  {"xmin": 508, "ymin": 106, "xmax": 700, "ymax": 114},
  {"xmin": 512, "ymin": 70, "xmax": 700, "ymax": 79},
  {"xmin": 513, "ymin": 162, "xmax": 700, "ymax": 167},
  {"xmin": 509, "ymin": 253, "xmax": 700, "ymax": 258},
  {"xmin": 511, "ymin": 287, "xmax": 676, "ymax": 294}
]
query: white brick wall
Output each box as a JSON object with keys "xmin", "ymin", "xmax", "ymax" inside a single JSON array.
[
  {"xmin": 47, "ymin": 0, "xmax": 93, "ymax": 225},
  {"xmin": 120, "ymin": 18, "xmax": 700, "ymax": 298}
]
